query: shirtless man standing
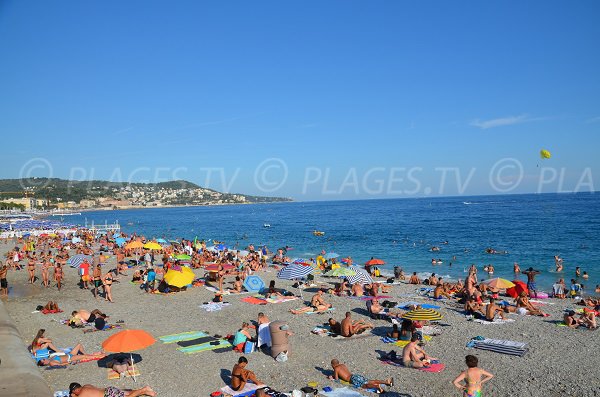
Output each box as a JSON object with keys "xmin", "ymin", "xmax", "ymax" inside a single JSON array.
[
  {"xmin": 340, "ymin": 312, "xmax": 373, "ymax": 337},
  {"xmin": 329, "ymin": 359, "xmax": 392, "ymax": 393},
  {"xmin": 0, "ymin": 264, "xmax": 8, "ymax": 297},
  {"xmin": 69, "ymin": 382, "xmax": 155, "ymax": 397},
  {"xmin": 231, "ymin": 356, "xmax": 264, "ymax": 391},
  {"xmin": 402, "ymin": 335, "xmax": 436, "ymax": 368},
  {"xmin": 523, "ymin": 268, "xmax": 541, "ymax": 297}
]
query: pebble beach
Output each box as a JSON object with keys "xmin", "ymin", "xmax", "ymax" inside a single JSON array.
[{"xmin": 2, "ymin": 243, "xmax": 599, "ymax": 397}]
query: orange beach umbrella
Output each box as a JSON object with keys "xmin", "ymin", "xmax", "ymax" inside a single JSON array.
[
  {"xmin": 102, "ymin": 329, "xmax": 155, "ymax": 383},
  {"xmin": 125, "ymin": 241, "xmax": 144, "ymax": 250},
  {"xmin": 365, "ymin": 258, "xmax": 385, "ymax": 266}
]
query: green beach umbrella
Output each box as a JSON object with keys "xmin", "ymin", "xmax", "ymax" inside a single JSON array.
[
  {"xmin": 324, "ymin": 268, "xmax": 356, "ymax": 277},
  {"xmin": 174, "ymin": 254, "xmax": 191, "ymax": 260}
]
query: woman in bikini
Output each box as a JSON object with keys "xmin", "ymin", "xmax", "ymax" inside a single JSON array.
[
  {"xmin": 27, "ymin": 255, "xmax": 36, "ymax": 284},
  {"xmin": 453, "ymin": 355, "xmax": 494, "ymax": 397},
  {"xmin": 54, "ymin": 263, "xmax": 63, "ymax": 291},
  {"xmin": 41, "ymin": 258, "xmax": 51, "ymax": 288},
  {"xmin": 103, "ymin": 270, "xmax": 115, "ymax": 303},
  {"xmin": 37, "ymin": 343, "xmax": 105, "ymax": 367},
  {"xmin": 31, "ymin": 329, "xmax": 60, "ymax": 356}
]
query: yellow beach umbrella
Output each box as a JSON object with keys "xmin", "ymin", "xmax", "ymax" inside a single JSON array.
[
  {"xmin": 481, "ymin": 277, "xmax": 515, "ymax": 289},
  {"xmin": 164, "ymin": 267, "xmax": 195, "ymax": 288},
  {"xmin": 401, "ymin": 308, "xmax": 443, "ymax": 321},
  {"xmin": 125, "ymin": 241, "xmax": 144, "ymax": 250},
  {"xmin": 143, "ymin": 242, "xmax": 163, "ymax": 250}
]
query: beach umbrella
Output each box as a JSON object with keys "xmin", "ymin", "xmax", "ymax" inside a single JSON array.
[
  {"xmin": 481, "ymin": 278, "xmax": 515, "ymax": 290},
  {"xmin": 143, "ymin": 242, "xmax": 163, "ymax": 250},
  {"xmin": 113, "ymin": 233, "xmax": 120, "ymax": 238},
  {"xmin": 277, "ymin": 264, "xmax": 314, "ymax": 280},
  {"xmin": 243, "ymin": 275, "xmax": 265, "ymax": 293},
  {"xmin": 71, "ymin": 237, "xmax": 81, "ymax": 243},
  {"xmin": 163, "ymin": 267, "xmax": 195, "ymax": 288},
  {"xmin": 324, "ymin": 252, "xmax": 339, "ymax": 260},
  {"xmin": 67, "ymin": 254, "xmax": 91, "ymax": 268},
  {"xmin": 325, "ymin": 267, "xmax": 356, "ymax": 277},
  {"xmin": 102, "ymin": 329, "xmax": 156, "ymax": 383},
  {"xmin": 215, "ymin": 243, "xmax": 228, "ymax": 251},
  {"xmin": 115, "ymin": 237, "xmax": 126, "ymax": 247},
  {"xmin": 365, "ymin": 258, "xmax": 385, "ymax": 266},
  {"xmin": 401, "ymin": 308, "xmax": 443, "ymax": 321},
  {"xmin": 156, "ymin": 238, "xmax": 167, "ymax": 244},
  {"xmin": 345, "ymin": 266, "xmax": 374, "ymax": 285},
  {"xmin": 125, "ymin": 241, "xmax": 143, "ymax": 250},
  {"xmin": 204, "ymin": 263, "xmax": 235, "ymax": 272},
  {"xmin": 174, "ymin": 254, "xmax": 191, "ymax": 260}
]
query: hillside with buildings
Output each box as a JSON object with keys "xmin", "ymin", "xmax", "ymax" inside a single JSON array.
[{"xmin": 0, "ymin": 178, "xmax": 291, "ymax": 210}]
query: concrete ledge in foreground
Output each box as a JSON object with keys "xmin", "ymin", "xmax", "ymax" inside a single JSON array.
[{"xmin": 0, "ymin": 299, "xmax": 53, "ymax": 397}]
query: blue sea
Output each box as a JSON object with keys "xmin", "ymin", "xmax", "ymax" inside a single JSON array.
[{"xmin": 64, "ymin": 193, "xmax": 600, "ymax": 291}]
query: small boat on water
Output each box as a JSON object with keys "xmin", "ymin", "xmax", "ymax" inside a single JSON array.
[
  {"xmin": 263, "ymin": 224, "xmax": 271, "ymax": 228},
  {"xmin": 312, "ymin": 230, "xmax": 325, "ymax": 236}
]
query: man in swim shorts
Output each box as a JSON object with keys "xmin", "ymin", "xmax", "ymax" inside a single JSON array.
[
  {"xmin": 523, "ymin": 267, "xmax": 541, "ymax": 297},
  {"xmin": 69, "ymin": 382, "xmax": 156, "ymax": 397},
  {"xmin": 329, "ymin": 359, "xmax": 392, "ymax": 393},
  {"xmin": 402, "ymin": 335, "xmax": 436, "ymax": 368}
]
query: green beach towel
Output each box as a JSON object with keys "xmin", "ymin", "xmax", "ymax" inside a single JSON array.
[{"xmin": 159, "ymin": 331, "xmax": 208, "ymax": 344}]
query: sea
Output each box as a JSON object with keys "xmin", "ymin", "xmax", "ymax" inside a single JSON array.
[{"xmin": 63, "ymin": 192, "xmax": 600, "ymax": 292}]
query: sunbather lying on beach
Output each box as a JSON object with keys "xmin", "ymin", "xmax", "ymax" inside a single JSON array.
[
  {"xmin": 329, "ymin": 359, "xmax": 393, "ymax": 393},
  {"xmin": 515, "ymin": 292, "xmax": 548, "ymax": 317},
  {"xmin": 37, "ymin": 344, "xmax": 105, "ymax": 367},
  {"xmin": 340, "ymin": 311, "xmax": 373, "ymax": 337},
  {"xmin": 69, "ymin": 382, "xmax": 156, "ymax": 397},
  {"xmin": 290, "ymin": 290, "xmax": 331, "ymax": 314}
]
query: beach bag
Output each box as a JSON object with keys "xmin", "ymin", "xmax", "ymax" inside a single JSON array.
[
  {"xmin": 244, "ymin": 341, "xmax": 255, "ymax": 354},
  {"xmin": 275, "ymin": 351, "xmax": 288, "ymax": 362}
]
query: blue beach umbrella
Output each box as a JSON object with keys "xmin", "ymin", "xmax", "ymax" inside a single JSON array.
[
  {"xmin": 215, "ymin": 244, "xmax": 228, "ymax": 251},
  {"xmin": 324, "ymin": 252, "xmax": 339, "ymax": 260},
  {"xmin": 243, "ymin": 275, "xmax": 265, "ymax": 293},
  {"xmin": 115, "ymin": 237, "xmax": 126, "ymax": 247},
  {"xmin": 67, "ymin": 254, "xmax": 92, "ymax": 268},
  {"xmin": 277, "ymin": 264, "xmax": 314, "ymax": 280},
  {"xmin": 346, "ymin": 265, "xmax": 374, "ymax": 285},
  {"xmin": 156, "ymin": 238, "xmax": 167, "ymax": 244}
]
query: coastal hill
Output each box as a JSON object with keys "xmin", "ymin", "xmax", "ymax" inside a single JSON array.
[{"xmin": 0, "ymin": 178, "xmax": 292, "ymax": 209}]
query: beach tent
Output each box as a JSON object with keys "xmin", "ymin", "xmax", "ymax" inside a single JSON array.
[
  {"xmin": 243, "ymin": 275, "xmax": 265, "ymax": 293},
  {"xmin": 506, "ymin": 280, "xmax": 528, "ymax": 298}
]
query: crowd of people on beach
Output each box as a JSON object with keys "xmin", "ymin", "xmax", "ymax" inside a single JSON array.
[{"xmin": 1, "ymin": 230, "xmax": 599, "ymax": 396}]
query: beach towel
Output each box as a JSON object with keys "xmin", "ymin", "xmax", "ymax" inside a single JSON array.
[
  {"xmin": 241, "ymin": 296, "xmax": 268, "ymax": 305},
  {"xmin": 357, "ymin": 295, "xmax": 392, "ymax": 301},
  {"xmin": 330, "ymin": 330, "xmax": 374, "ymax": 340},
  {"xmin": 312, "ymin": 325, "xmax": 335, "ymax": 336},
  {"xmin": 199, "ymin": 302, "xmax": 232, "ymax": 312},
  {"xmin": 82, "ymin": 324, "xmax": 122, "ymax": 334},
  {"xmin": 306, "ymin": 307, "xmax": 335, "ymax": 315},
  {"xmin": 107, "ymin": 367, "xmax": 140, "ymax": 380},
  {"xmin": 420, "ymin": 363, "xmax": 445, "ymax": 372},
  {"xmin": 41, "ymin": 308, "xmax": 63, "ymax": 314},
  {"xmin": 473, "ymin": 318, "xmax": 515, "ymax": 325},
  {"xmin": 159, "ymin": 331, "xmax": 209, "ymax": 344},
  {"xmin": 220, "ymin": 383, "xmax": 261, "ymax": 397},
  {"xmin": 468, "ymin": 338, "xmax": 527, "ymax": 357},
  {"xmin": 392, "ymin": 335, "xmax": 432, "ymax": 347},
  {"xmin": 176, "ymin": 336, "xmax": 215, "ymax": 347},
  {"xmin": 177, "ymin": 339, "xmax": 232, "ymax": 354},
  {"xmin": 265, "ymin": 296, "xmax": 298, "ymax": 304},
  {"xmin": 321, "ymin": 387, "xmax": 367, "ymax": 397}
]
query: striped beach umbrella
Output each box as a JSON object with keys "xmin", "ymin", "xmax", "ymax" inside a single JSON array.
[
  {"xmin": 345, "ymin": 265, "xmax": 374, "ymax": 285},
  {"xmin": 324, "ymin": 252, "xmax": 339, "ymax": 260},
  {"xmin": 401, "ymin": 308, "xmax": 443, "ymax": 321},
  {"xmin": 67, "ymin": 254, "xmax": 91, "ymax": 268},
  {"xmin": 277, "ymin": 264, "xmax": 314, "ymax": 280},
  {"xmin": 481, "ymin": 278, "xmax": 515, "ymax": 290}
]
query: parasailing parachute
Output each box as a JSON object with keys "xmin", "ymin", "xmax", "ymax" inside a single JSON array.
[{"xmin": 540, "ymin": 149, "xmax": 551, "ymax": 160}]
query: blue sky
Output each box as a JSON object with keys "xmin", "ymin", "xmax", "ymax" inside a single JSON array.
[{"xmin": 1, "ymin": 1, "xmax": 598, "ymax": 200}]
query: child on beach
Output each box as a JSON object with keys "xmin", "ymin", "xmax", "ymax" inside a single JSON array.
[{"xmin": 452, "ymin": 355, "xmax": 494, "ymax": 397}]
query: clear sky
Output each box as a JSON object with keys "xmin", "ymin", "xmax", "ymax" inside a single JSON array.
[{"xmin": 1, "ymin": 1, "xmax": 599, "ymax": 200}]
